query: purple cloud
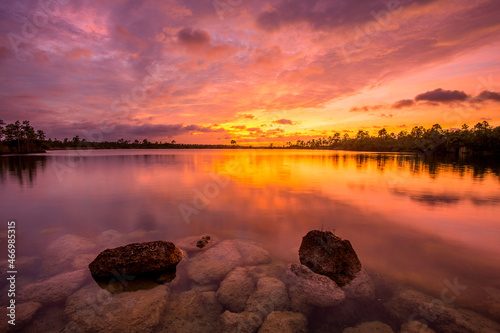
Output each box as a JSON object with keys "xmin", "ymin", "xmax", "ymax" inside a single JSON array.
[
  {"xmin": 177, "ymin": 28, "xmax": 211, "ymax": 48},
  {"xmin": 477, "ymin": 90, "xmax": 500, "ymax": 102},
  {"xmin": 415, "ymin": 88, "xmax": 469, "ymax": 103},
  {"xmin": 392, "ymin": 99, "xmax": 415, "ymax": 109}
]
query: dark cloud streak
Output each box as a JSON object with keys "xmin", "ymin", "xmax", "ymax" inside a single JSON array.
[{"xmin": 415, "ymin": 88, "xmax": 469, "ymax": 103}]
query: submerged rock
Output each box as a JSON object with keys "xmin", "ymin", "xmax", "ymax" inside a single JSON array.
[
  {"xmin": 89, "ymin": 241, "xmax": 183, "ymax": 278},
  {"xmin": 162, "ymin": 290, "xmax": 223, "ymax": 333},
  {"xmin": 343, "ymin": 321, "xmax": 395, "ymax": 333},
  {"xmin": 191, "ymin": 283, "xmax": 219, "ymax": 292},
  {"xmin": 232, "ymin": 239, "xmax": 272, "ymax": 266},
  {"xmin": 217, "ymin": 267, "xmax": 256, "ymax": 312},
  {"xmin": 299, "ymin": 230, "xmax": 362, "ymax": 287},
  {"xmin": 186, "ymin": 240, "xmax": 243, "ymax": 284},
  {"xmin": 218, "ymin": 310, "xmax": 263, "ymax": 333},
  {"xmin": 18, "ymin": 269, "xmax": 88, "ymax": 305},
  {"xmin": 219, "ymin": 277, "xmax": 289, "ymax": 332},
  {"xmin": 175, "ymin": 235, "xmax": 219, "ymax": 253},
  {"xmin": 0, "ymin": 302, "xmax": 42, "ymax": 332},
  {"xmin": 25, "ymin": 304, "xmax": 66, "ymax": 333},
  {"xmin": 384, "ymin": 289, "xmax": 500, "ymax": 333},
  {"xmin": 0, "ymin": 256, "xmax": 41, "ymax": 289},
  {"xmin": 283, "ymin": 263, "xmax": 345, "ymax": 309},
  {"xmin": 41, "ymin": 234, "xmax": 97, "ymax": 277},
  {"xmin": 247, "ymin": 261, "xmax": 288, "ymax": 281},
  {"xmin": 400, "ymin": 320, "xmax": 436, "ymax": 333},
  {"xmin": 96, "ymin": 230, "xmax": 128, "ymax": 250},
  {"xmin": 245, "ymin": 277, "xmax": 289, "ymax": 319},
  {"xmin": 258, "ymin": 311, "xmax": 308, "ymax": 333},
  {"xmin": 197, "ymin": 235, "xmax": 211, "ymax": 248},
  {"xmin": 341, "ymin": 268, "xmax": 375, "ymax": 301},
  {"xmin": 64, "ymin": 284, "xmax": 169, "ymax": 333}
]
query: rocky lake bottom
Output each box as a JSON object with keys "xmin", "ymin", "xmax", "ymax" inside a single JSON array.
[{"xmin": 1, "ymin": 230, "xmax": 500, "ymax": 333}]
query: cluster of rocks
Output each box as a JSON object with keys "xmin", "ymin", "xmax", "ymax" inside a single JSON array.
[{"xmin": 4, "ymin": 229, "xmax": 500, "ymax": 333}]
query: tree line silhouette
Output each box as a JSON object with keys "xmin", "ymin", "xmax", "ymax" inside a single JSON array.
[
  {"xmin": 1, "ymin": 119, "xmax": 499, "ymax": 155},
  {"xmin": 285, "ymin": 122, "xmax": 500, "ymax": 156},
  {"xmin": 0, "ymin": 120, "xmax": 46, "ymax": 154}
]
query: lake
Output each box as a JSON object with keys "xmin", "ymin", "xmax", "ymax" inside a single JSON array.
[{"xmin": 1, "ymin": 149, "xmax": 499, "ymax": 332}]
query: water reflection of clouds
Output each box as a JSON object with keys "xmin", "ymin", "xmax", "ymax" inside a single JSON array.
[{"xmin": 389, "ymin": 189, "xmax": 500, "ymax": 207}]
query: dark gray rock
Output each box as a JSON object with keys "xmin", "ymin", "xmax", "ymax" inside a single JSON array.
[
  {"xmin": 175, "ymin": 235, "xmax": 219, "ymax": 253},
  {"xmin": 89, "ymin": 241, "xmax": 183, "ymax": 278},
  {"xmin": 299, "ymin": 230, "xmax": 362, "ymax": 287},
  {"xmin": 197, "ymin": 235, "xmax": 211, "ymax": 248}
]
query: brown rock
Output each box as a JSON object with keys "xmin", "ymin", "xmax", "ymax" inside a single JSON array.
[
  {"xmin": 232, "ymin": 239, "xmax": 272, "ymax": 266},
  {"xmin": 64, "ymin": 284, "xmax": 169, "ymax": 333},
  {"xmin": 175, "ymin": 235, "xmax": 219, "ymax": 253},
  {"xmin": 385, "ymin": 289, "xmax": 500, "ymax": 333},
  {"xmin": 162, "ymin": 290, "xmax": 223, "ymax": 333},
  {"xmin": 217, "ymin": 267, "xmax": 256, "ymax": 312},
  {"xmin": 245, "ymin": 277, "xmax": 289, "ymax": 319},
  {"xmin": 218, "ymin": 310, "xmax": 263, "ymax": 333},
  {"xmin": 197, "ymin": 235, "xmax": 211, "ymax": 248},
  {"xmin": 186, "ymin": 240, "xmax": 243, "ymax": 284},
  {"xmin": 247, "ymin": 261, "xmax": 287, "ymax": 281},
  {"xmin": 258, "ymin": 311, "xmax": 308, "ymax": 333},
  {"xmin": 41, "ymin": 234, "xmax": 97, "ymax": 277},
  {"xmin": 17, "ymin": 269, "xmax": 88, "ymax": 305},
  {"xmin": 341, "ymin": 268, "xmax": 375, "ymax": 301},
  {"xmin": 282, "ymin": 263, "xmax": 345, "ymax": 309},
  {"xmin": 401, "ymin": 320, "xmax": 436, "ymax": 333},
  {"xmin": 343, "ymin": 321, "xmax": 394, "ymax": 333},
  {"xmin": 89, "ymin": 241, "xmax": 183, "ymax": 278},
  {"xmin": 299, "ymin": 230, "xmax": 361, "ymax": 287},
  {"xmin": 0, "ymin": 302, "xmax": 42, "ymax": 332}
]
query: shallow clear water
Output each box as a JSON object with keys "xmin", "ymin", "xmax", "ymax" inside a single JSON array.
[{"xmin": 1, "ymin": 149, "xmax": 499, "ymax": 332}]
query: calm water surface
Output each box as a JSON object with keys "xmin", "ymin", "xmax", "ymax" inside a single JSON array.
[{"xmin": 1, "ymin": 149, "xmax": 499, "ymax": 331}]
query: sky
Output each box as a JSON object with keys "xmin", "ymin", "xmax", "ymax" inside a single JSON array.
[{"xmin": 0, "ymin": 0, "xmax": 500, "ymax": 145}]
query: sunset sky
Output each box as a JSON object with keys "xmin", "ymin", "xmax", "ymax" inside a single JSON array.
[{"xmin": 1, "ymin": 0, "xmax": 500, "ymax": 145}]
